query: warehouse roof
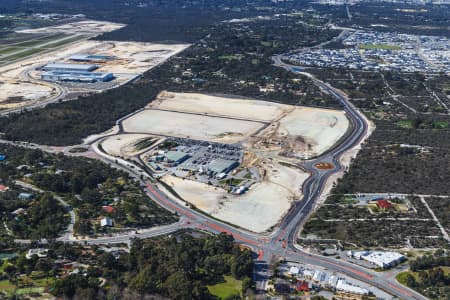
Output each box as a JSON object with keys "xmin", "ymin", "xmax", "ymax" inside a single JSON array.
[
  {"xmin": 43, "ymin": 63, "xmax": 98, "ymax": 71},
  {"xmin": 361, "ymin": 251, "xmax": 405, "ymax": 267},
  {"xmin": 208, "ymin": 158, "xmax": 238, "ymax": 174},
  {"xmin": 165, "ymin": 151, "xmax": 189, "ymax": 162},
  {"xmin": 336, "ymin": 279, "xmax": 369, "ymax": 295},
  {"xmin": 42, "ymin": 70, "xmax": 113, "ymax": 78}
]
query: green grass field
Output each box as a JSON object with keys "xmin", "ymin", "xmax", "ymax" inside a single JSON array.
[
  {"xmin": 358, "ymin": 43, "xmax": 402, "ymax": 50},
  {"xmin": 1, "ymin": 47, "xmax": 47, "ymax": 61},
  {"xmin": 396, "ymin": 120, "xmax": 413, "ymax": 129},
  {"xmin": 341, "ymin": 196, "xmax": 358, "ymax": 205},
  {"xmin": 433, "ymin": 121, "xmax": 449, "ymax": 129},
  {"xmin": 43, "ymin": 35, "xmax": 86, "ymax": 49},
  {"xmin": 0, "ymin": 275, "xmax": 53, "ymax": 297},
  {"xmin": 15, "ymin": 287, "xmax": 45, "ymax": 295},
  {"xmin": 220, "ymin": 178, "xmax": 244, "ymax": 186},
  {"xmin": 208, "ymin": 276, "xmax": 242, "ymax": 299},
  {"xmin": 0, "ymin": 279, "xmax": 16, "ymax": 295},
  {"xmin": 219, "ymin": 54, "xmax": 243, "ymax": 61},
  {"xmin": 0, "ymin": 47, "xmax": 22, "ymax": 55},
  {"xmin": 396, "ymin": 271, "xmax": 416, "ymax": 285},
  {"xmin": 397, "ymin": 266, "xmax": 450, "ymax": 285}
]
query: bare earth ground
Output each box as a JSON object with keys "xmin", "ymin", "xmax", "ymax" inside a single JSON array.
[
  {"xmin": 121, "ymin": 109, "xmax": 266, "ymax": 143},
  {"xmin": 107, "ymin": 92, "xmax": 350, "ymax": 232},
  {"xmin": 275, "ymin": 107, "xmax": 349, "ymax": 157},
  {"xmin": 127, "ymin": 92, "xmax": 349, "ymax": 153},
  {"xmin": 162, "ymin": 161, "xmax": 309, "ymax": 232},
  {"xmin": 0, "ymin": 81, "xmax": 54, "ymax": 107},
  {"xmin": 101, "ymin": 134, "xmax": 153, "ymax": 157},
  {"xmin": 83, "ymin": 125, "xmax": 120, "ymax": 145},
  {"xmin": 150, "ymin": 91, "xmax": 290, "ymax": 122},
  {"xmin": 93, "ymin": 43, "xmax": 189, "ymax": 75}
]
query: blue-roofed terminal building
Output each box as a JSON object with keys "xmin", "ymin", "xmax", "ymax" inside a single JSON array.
[
  {"xmin": 41, "ymin": 70, "xmax": 114, "ymax": 83},
  {"xmin": 40, "ymin": 62, "xmax": 114, "ymax": 83},
  {"xmin": 42, "ymin": 63, "xmax": 98, "ymax": 72}
]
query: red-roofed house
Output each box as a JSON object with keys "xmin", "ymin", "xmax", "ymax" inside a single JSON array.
[
  {"xmin": 0, "ymin": 185, "xmax": 9, "ymax": 192},
  {"xmin": 377, "ymin": 199, "xmax": 392, "ymax": 210},
  {"xmin": 102, "ymin": 206, "xmax": 115, "ymax": 214},
  {"xmin": 295, "ymin": 281, "xmax": 310, "ymax": 292}
]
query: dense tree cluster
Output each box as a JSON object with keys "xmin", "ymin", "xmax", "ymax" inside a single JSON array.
[
  {"xmin": 48, "ymin": 233, "xmax": 254, "ymax": 300},
  {"xmin": 0, "ymin": 144, "xmax": 177, "ymax": 237},
  {"xmin": 400, "ymin": 252, "xmax": 450, "ymax": 299},
  {"xmin": 1, "ymin": 192, "xmax": 67, "ymax": 239},
  {"xmin": 411, "ymin": 252, "xmax": 450, "ymax": 272}
]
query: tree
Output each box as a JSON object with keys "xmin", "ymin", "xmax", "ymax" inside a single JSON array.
[
  {"xmin": 242, "ymin": 276, "xmax": 253, "ymax": 294},
  {"xmin": 404, "ymin": 273, "xmax": 417, "ymax": 288},
  {"xmin": 164, "ymin": 272, "xmax": 193, "ymax": 300}
]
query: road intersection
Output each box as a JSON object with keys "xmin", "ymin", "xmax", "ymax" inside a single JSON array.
[
  {"xmin": 85, "ymin": 62, "xmax": 426, "ymax": 299},
  {"xmin": 5, "ymin": 60, "xmax": 426, "ymax": 299}
]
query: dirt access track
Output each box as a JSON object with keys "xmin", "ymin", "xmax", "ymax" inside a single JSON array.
[{"xmin": 109, "ymin": 92, "xmax": 350, "ymax": 232}]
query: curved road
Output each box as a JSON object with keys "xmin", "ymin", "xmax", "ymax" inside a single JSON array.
[
  {"xmin": 5, "ymin": 55, "xmax": 426, "ymax": 299},
  {"xmin": 84, "ymin": 57, "xmax": 424, "ymax": 299}
]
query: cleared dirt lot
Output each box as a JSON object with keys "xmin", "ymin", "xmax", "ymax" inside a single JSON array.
[
  {"xmin": 127, "ymin": 92, "xmax": 349, "ymax": 153},
  {"xmin": 101, "ymin": 134, "xmax": 154, "ymax": 157},
  {"xmin": 0, "ymin": 81, "xmax": 54, "ymax": 107},
  {"xmin": 114, "ymin": 92, "xmax": 349, "ymax": 231},
  {"xmin": 275, "ymin": 107, "xmax": 349, "ymax": 157},
  {"xmin": 151, "ymin": 91, "xmax": 290, "ymax": 122},
  {"xmin": 93, "ymin": 43, "xmax": 189, "ymax": 75},
  {"xmin": 265, "ymin": 161, "xmax": 308, "ymax": 198},
  {"xmin": 162, "ymin": 163, "xmax": 308, "ymax": 232},
  {"xmin": 122, "ymin": 109, "xmax": 265, "ymax": 143}
]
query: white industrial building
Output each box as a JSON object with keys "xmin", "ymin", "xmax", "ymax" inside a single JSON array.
[
  {"xmin": 348, "ymin": 250, "xmax": 406, "ymax": 269},
  {"xmin": 336, "ymin": 279, "xmax": 369, "ymax": 295}
]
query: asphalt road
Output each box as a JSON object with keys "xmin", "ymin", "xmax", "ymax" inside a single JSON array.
[
  {"xmin": 4, "ymin": 55, "xmax": 427, "ymax": 299},
  {"xmin": 85, "ymin": 61, "xmax": 424, "ymax": 298}
]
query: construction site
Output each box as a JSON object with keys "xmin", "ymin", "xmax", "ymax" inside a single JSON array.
[
  {"xmin": 99, "ymin": 92, "xmax": 350, "ymax": 232},
  {"xmin": 0, "ymin": 20, "xmax": 189, "ymax": 112}
]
